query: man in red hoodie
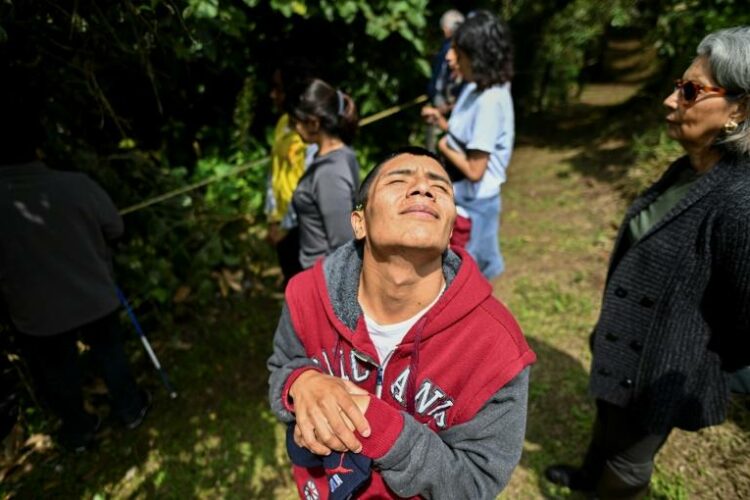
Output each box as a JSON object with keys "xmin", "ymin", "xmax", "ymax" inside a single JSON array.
[{"xmin": 268, "ymin": 147, "xmax": 535, "ymax": 499}]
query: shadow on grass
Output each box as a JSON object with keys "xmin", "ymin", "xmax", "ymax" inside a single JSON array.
[
  {"xmin": 518, "ymin": 90, "xmax": 665, "ymax": 199},
  {"xmin": 520, "ymin": 338, "xmax": 750, "ymax": 500},
  {"xmin": 1, "ymin": 293, "xmax": 292, "ymax": 499},
  {"xmin": 522, "ymin": 335, "xmax": 595, "ymax": 499}
]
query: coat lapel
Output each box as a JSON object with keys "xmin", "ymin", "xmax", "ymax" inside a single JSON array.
[
  {"xmin": 635, "ymin": 157, "xmax": 734, "ymax": 245},
  {"xmin": 606, "ymin": 156, "xmax": 734, "ymax": 279},
  {"xmin": 606, "ymin": 157, "xmax": 687, "ymax": 279}
]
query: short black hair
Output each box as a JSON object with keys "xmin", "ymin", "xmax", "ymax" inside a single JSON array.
[{"xmin": 355, "ymin": 146, "xmax": 446, "ymax": 209}]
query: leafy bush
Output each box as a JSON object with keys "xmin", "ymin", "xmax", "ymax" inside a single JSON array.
[
  {"xmin": 503, "ymin": 0, "xmax": 637, "ymax": 111},
  {"xmin": 1, "ymin": 0, "xmax": 434, "ymax": 323},
  {"xmin": 4, "ymin": 0, "xmax": 749, "ymax": 325}
]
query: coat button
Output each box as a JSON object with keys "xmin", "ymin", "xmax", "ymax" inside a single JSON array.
[
  {"xmin": 630, "ymin": 340, "xmax": 644, "ymax": 352},
  {"xmin": 605, "ymin": 332, "xmax": 619, "ymax": 341},
  {"xmin": 597, "ymin": 367, "xmax": 612, "ymax": 377},
  {"xmin": 614, "ymin": 287, "xmax": 628, "ymax": 298},
  {"xmin": 620, "ymin": 378, "xmax": 634, "ymax": 388},
  {"xmin": 639, "ymin": 296, "xmax": 655, "ymax": 308}
]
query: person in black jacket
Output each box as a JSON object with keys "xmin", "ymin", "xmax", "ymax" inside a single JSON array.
[
  {"xmin": 545, "ymin": 26, "xmax": 750, "ymax": 498},
  {"xmin": 0, "ymin": 77, "xmax": 149, "ymax": 453}
]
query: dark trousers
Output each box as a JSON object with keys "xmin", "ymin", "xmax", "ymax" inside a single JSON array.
[
  {"xmin": 276, "ymin": 226, "xmax": 303, "ymax": 287},
  {"xmin": 15, "ymin": 310, "xmax": 142, "ymax": 435},
  {"xmin": 582, "ymin": 400, "xmax": 671, "ymax": 498}
]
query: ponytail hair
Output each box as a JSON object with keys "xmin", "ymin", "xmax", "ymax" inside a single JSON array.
[{"xmin": 291, "ymin": 79, "xmax": 359, "ymax": 144}]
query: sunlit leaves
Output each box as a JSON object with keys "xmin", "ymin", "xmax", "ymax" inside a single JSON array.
[
  {"xmin": 650, "ymin": 0, "xmax": 750, "ymax": 61},
  {"xmin": 183, "ymin": 0, "xmax": 219, "ymax": 19},
  {"xmin": 270, "ymin": 0, "xmax": 308, "ymax": 18}
]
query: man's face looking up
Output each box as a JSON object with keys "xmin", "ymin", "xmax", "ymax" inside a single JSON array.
[{"xmin": 352, "ymin": 153, "xmax": 456, "ymax": 254}]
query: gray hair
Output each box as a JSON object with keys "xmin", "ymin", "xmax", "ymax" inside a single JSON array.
[
  {"xmin": 697, "ymin": 26, "xmax": 750, "ymax": 158},
  {"xmin": 440, "ymin": 9, "xmax": 464, "ymax": 35}
]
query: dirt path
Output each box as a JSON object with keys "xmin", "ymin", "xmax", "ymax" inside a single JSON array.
[{"xmin": 496, "ymin": 84, "xmax": 750, "ymax": 499}]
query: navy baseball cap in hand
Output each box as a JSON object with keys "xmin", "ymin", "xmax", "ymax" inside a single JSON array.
[{"xmin": 286, "ymin": 424, "xmax": 372, "ymax": 500}]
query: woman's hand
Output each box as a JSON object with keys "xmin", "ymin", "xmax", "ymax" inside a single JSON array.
[
  {"xmin": 439, "ymin": 135, "xmax": 490, "ymax": 182},
  {"xmin": 438, "ymin": 135, "xmax": 450, "ymax": 154},
  {"xmin": 421, "ymin": 106, "xmax": 449, "ymax": 132}
]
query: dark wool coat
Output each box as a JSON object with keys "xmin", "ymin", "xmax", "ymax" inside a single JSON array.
[{"xmin": 589, "ymin": 155, "xmax": 750, "ymax": 433}]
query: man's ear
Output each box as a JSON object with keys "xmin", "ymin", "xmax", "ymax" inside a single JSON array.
[{"xmin": 351, "ymin": 210, "xmax": 366, "ymax": 240}]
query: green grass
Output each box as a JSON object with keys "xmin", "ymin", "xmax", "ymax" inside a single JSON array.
[
  {"xmin": 1, "ymin": 293, "xmax": 298, "ymax": 499},
  {"xmin": 649, "ymin": 466, "xmax": 689, "ymax": 500}
]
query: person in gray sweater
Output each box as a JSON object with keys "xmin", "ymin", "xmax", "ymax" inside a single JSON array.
[
  {"xmin": 289, "ymin": 79, "xmax": 361, "ymax": 269},
  {"xmin": 545, "ymin": 27, "xmax": 750, "ymax": 498}
]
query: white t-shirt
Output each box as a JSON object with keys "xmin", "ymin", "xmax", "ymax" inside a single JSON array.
[{"xmin": 363, "ymin": 286, "xmax": 445, "ymax": 365}]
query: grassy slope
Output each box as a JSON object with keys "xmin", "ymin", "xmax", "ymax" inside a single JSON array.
[{"xmin": 2, "ymin": 84, "xmax": 748, "ymax": 499}]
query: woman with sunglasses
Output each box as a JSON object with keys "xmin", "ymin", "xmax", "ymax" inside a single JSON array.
[
  {"xmin": 289, "ymin": 79, "xmax": 360, "ymax": 269},
  {"xmin": 545, "ymin": 26, "xmax": 750, "ymax": 498},
  {"xmin": 421, "ymin": 10, "xmax": 514, "ymax": 279}
]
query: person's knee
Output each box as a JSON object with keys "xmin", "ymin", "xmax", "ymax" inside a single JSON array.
[{"xmin": 597, "ymin": 459, "xmax": 652, "ymax": 499}]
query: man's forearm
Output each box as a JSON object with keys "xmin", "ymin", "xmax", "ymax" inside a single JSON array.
[
  {"xmin": 374, "ymin": 367, "xmax": 530, "ymax": 499},
  {"xmin": 267, "ymin": 303, "xmax": 319, "ymax": 422}
]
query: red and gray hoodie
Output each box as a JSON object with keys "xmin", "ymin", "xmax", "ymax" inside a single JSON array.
[{"xmin": 268, "ymin": 241, "xmax": 536, "ymax": 499}]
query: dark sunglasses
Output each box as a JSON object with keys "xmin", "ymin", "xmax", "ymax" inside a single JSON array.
[{"xmin": 674, "ymin": 79, "xmax": 740, "ymax": 103}]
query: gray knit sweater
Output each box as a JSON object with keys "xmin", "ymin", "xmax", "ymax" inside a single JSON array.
[
  {"xmin": 589, "ymin": 155, "xmax": 750, "ymax": 432},
  {"xmin": 292, "ymin": 146, "xmax": 359, "ymax": 269}
]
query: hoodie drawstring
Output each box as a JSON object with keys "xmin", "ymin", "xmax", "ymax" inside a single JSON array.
[
  {"xmin": 332, "ymin": 336, "xmax": 342, "ymax": 378},
  {"xmin": 405, "ymin": 316, "xmax": 427, "ymax": 416}
]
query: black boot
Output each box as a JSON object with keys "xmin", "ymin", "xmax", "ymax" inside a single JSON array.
[{"xmin": 545, "ymin": 464, "xmax": 596, "ymax": 492}]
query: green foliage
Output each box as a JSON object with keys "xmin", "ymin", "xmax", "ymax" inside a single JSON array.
[
  {"xmin": 8, "ymin": 0, "xmax": 745, "ymax": 326},
  {"xmin": 499, "ymin": 0, "xmax": 749, "ymax": 111},
  {"xmin": 648, "ymin": 0, "xmax": 750, "ymax": 64},
  {"xmin": 113, "ymin": 152, "xmax": 272, "ymax": 317},
  {"xmin": 232, "ymin": 74, "xmax": 259, "ymax": 156},
  {"xmin": 1, "ymin": 0, "xmax": 435, "ymax": 321},
  {"xmin": 624, "ymin": 127, "xmax": 683, "ymax": 198},
  {"xmin": 505, "ymin": 0, "xmax": 638, "ymax": 110}
]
